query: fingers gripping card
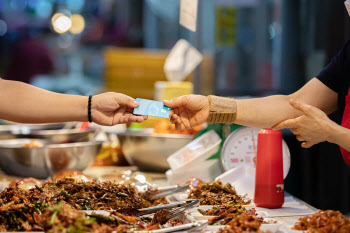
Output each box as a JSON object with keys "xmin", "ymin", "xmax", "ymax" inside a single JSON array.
[{"xmin": 133, "ymin": 98, "xmax": 171, "ymax": 118}]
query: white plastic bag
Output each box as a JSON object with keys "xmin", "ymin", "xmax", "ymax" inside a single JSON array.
[{"xmin": 164, "ymin": 39, "xmax": 203, "ymax": 82}]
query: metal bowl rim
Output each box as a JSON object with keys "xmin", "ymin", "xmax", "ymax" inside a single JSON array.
[
  {"xmin": 112, "ymin": 132, "xmax": 194, "ymax": 139},
  {"xmin": 0, "ymin": 139, "xmax": 103, "ymax": 149},
  {"xmin": 46, "ymin": 140, "xmax": 103, "ymax": 148},
  {"xmin": 1, "ymin": 122, "xmax": 65, "ymax": 130},
  {"xmin": 12, "ymin": 128, "xmax": 95, "ymax": 136}
]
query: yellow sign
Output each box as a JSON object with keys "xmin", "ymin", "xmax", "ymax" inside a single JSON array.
[{"xmin": 215, "ymin": 7, "xmax": 236, "ymax": 46}]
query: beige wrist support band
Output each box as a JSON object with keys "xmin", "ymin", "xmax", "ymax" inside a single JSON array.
[{"xmin": 207, "ymin": 95, "xmax": 237, "ymax": 124}]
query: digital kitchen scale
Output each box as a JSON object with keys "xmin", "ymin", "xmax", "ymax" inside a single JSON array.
[{"xmin": 221, "ymin": 127, "xmax": 291, "ymax": 178}]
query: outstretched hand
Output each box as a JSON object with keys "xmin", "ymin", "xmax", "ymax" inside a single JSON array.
[
  {"xmin": 164, "ymin": 95, "xmax": 209, "ymax": 130},
  {"xmin": 273, "ymin": 99, "xmax": 336, "ymax": 148},
  {"xmin": 91, "ymin": 92, "xmax": 147, "ymax": 126}
]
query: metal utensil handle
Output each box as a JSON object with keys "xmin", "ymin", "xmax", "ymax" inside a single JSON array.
[
  {"xmin": 157, "ymin": 185, "xmax": 179, "ymax": 191},
  {"xmin": 149, "ymin": 184, "xmax": 190, "ymax": 200},
  {"xmin": 136, "ymin": 201, "xmax": 188, "ymax": 217},
  {"xmin": 187, "ymin": 221, "xmax": 208, "ymax": 233},
  {"xmin": 167, "ymin": 199, "xmax": 200, "ymax": 218},
  {"xmin": 180, "ymin": 199, "xmax": 200, "ymax": 211},
  {"xmin": 135, "ymin": 200, "xmax": 199, "ymax": 217}
]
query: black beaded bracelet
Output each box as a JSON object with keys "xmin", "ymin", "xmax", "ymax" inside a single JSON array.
[{"xmin": 88, "ymin": 95, "xmax": 92, "ymax": 123}]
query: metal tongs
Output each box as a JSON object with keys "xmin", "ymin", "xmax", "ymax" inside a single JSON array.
[
  {"xmin": 83, "ymin": 199, "xmax": 199, "ymax": 219},
  {"xmin": 135, "ymin": 199, "xmax": 199, "ymax": 217},
  {"xmin": 146, "ymin": 184, "xmax": 190, "ymax": 201}
]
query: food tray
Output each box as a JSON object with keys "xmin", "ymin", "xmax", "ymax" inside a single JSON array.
[
  {"xmin": 0, "ymin": 212, "xmax": 198, "ymax": 233},
  {"xmin": 83, "ymin": 210, "xmax": 199, "ymax": 233},
  {"xmin": 253, "ymin": 201, "xmax": 316, "ymax": 217},
  {"xmin": 278, "ymin": 225, "xmax": 304, "ymax": 233},
  {"xmin": 126, "ymin": 213, "xmax": 198, "ymax": 233},
  {"xmin": 190, "ymin": 211, "xmax": 268, "ymax": 221},
  {"xmin": 131, "ymin": 222, "xmax": 199, "ymax": 233}
]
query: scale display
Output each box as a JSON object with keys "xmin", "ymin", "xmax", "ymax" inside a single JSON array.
[{"xmin": 221, "ymin": 127, "xmax": 291, "ymax": 178}]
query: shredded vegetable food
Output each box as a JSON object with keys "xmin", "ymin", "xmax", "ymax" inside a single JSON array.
[
  {"xmin": 198, "ymin": 205, "xmax": 247, "ymax": 216},
  {"xmin": 0, "ymin": 181, "xmax": 181, "ymax": 232},
  {"xmin": 293, "ymin": 210, "xmax": 350, "ymax": 233},
  {"xmin": 188, "ymin": 180, "xmax": 251, "ymax": 206},
  {"xmin": 217, "ymin": 212, "xmax": 269, "ymax": 233},
  {"xmin": 207, "ymin": 207, "xmax": 259, "ymax": 226},
  {"xmin": 43, "ymin": 178, "xmax": 167, "ymax": 211}
]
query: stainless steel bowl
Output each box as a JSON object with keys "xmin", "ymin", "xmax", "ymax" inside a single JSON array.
[
  {"xmin": 0, "ymin": 123, "xmax": 66, "ymax": 140},
  {"xmin": 0, "ymin": 139, "xmax": 102, "ymax": 179},
  {"xmin": 116, "ymin": 132, "xmax": 194, "ymax": 172},
  {"xmin": 12, "ymin": 129, "xmax": 95, "ymax": 143},
  {"xmin": 3, "ymin": 122, "xmax": 65, "ymax": 131}
]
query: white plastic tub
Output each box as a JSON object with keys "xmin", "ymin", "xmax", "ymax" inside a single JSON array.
[{"xmin": 167, "ymin": 130, "xmax": 222, "ymax": 170}]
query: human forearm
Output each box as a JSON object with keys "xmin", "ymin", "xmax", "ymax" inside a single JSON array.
[
  {"xmin": 0, "ymin": 79, "xmax": 87, "ymax": 123},
  {"xmin": 234, "ymin": 95, "xmax": 302, "ymax": 128},
  {"xmin": 215, "ymin": 78, "xmax": 337, "ymax": 128},
  {"xmin": 167, "ymin": 78, "xmax": 338, "ymax": 131}
]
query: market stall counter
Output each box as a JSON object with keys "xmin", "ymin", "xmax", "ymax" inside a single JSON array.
[{"xmin": 0, "ymin": 166, "xmax": 348, "ymax": 233}]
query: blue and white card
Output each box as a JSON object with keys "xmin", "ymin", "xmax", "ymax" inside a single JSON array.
[{"xmin": 133, "ymin": 98, "xmax": 171, "ymax": 118}]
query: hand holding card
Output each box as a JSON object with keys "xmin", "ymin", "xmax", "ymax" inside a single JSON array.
[{"xmin": 133, "ymin": 98, "xmax": 171, "ymax": 118}]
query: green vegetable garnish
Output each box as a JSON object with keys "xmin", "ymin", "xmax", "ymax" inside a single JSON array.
[
  {"xmin": 197, "ymin": 209, "xmax": 206, "ymax": 215},
  {"xmin": 35, "ymin": 185, "xmax": 44, "ymax": 193},
  {"xmin": 50, "ymin": 201, "xmax": 63, "ymax": 225}
]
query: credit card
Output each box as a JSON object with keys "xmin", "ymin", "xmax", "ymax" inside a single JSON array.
[{"xmin": 133, "ymin": 98, "xmax": 171, "ymax": 118}]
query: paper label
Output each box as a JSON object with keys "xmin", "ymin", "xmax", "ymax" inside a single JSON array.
[
  {"xmin": 164, "ymin": 39, "xmax": 203, "ymax": 82},
  {"xmin": 179, "ymin": 0, "xmax": 198, "ymax": 32},
  {"xmin": 346, "ymin": 1, "xmax": 350, "ymax": 17},
  {"xmin": 133, "ymin": 98, "xmax": 170, "ymax": 118},
  {"xmin": 276, "ymin": 184, "xmax": 284, "ymax": 193}
]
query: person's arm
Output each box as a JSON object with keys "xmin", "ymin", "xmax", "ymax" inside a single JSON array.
[
  {"xmin": 235, "ymin": 78, "xmax": 338, "ymax": 128},
  {"xmin": 0, "ymin": 79, "xmax": 147, "ymax": 125},
  {"xmin": 272, "ymin": 99, "xmax": 340, "ymax": 148},
  {"xmin": 165, "ymin": 78, "xmax": 338, "ymax": 130}
]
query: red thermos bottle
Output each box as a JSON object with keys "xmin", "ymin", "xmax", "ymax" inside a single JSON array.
[{"xmin": 254, "ymin": 129, "xmax": 284, "ymax": 208}]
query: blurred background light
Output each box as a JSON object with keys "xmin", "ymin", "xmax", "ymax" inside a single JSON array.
[
  {"xmin": 0, "ymin": 20, "xmax": 7, "ymax": 36},
  {"xmin": 70, "ymin": 14, "xmax": 85, "ymax": 34},
  {"xmin": 35, "ymin": 0, "xmax": 52, "ymax": 18},
  {"xmin": 59, "ymin": 9, "xmax": 72, "ymax": 18},
  {"xmin": 67, "ymin": 0, "xmax": 85, "ymax": 12},
  {"xmin": 52, "ymin": 13, "xmax": 72, "ymax": 34},
  {"xmin": 10, "ymin": 0, "xmax": 28, "ymax": 11},
  {"xmin": 51, "ymin": 12, "xmax": 63, "ymax": 24}
]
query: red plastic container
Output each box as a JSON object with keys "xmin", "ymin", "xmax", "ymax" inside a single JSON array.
[{"xmin": 254, "ymin": 128, "xmax": 284, "ymax": 209}]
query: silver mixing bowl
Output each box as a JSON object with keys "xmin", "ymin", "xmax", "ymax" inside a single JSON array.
[
  {"xmin": 0, "ymin": 139, "xmax": 102, "ymax": 179},
  {"xmin": 3, "ymin": 122, "xmax": 65, "ymax": 131},
  {"xmin": 12, "ymin": 129, "xmax": 95, "ymax": 143},
  {"xmin": 0, "ymin": 123, "xmax": 66, "ymax": 140},
  {"xmin": 116, "ymin": 132, "xmax": 194, "ymax": 172}
]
